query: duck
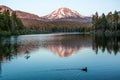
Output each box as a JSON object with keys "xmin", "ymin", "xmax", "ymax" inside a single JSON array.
[{"xmin": 81, "ymin": 67, "xmax": 87, "ymax": 72}]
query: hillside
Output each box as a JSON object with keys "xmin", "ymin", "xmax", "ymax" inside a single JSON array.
[{"xmin": 0, "ymin": 5, "xmax": 40, "ymax": 20}]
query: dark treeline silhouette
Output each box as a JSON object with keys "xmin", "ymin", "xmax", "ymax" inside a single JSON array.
[
  {"xmin": 92, "ymin": 11, "xmax": 120, "ymax": 33},
  {"xmin": 0, "ymin": 9, "xmax": 24, "ymax": 36},
  {"xmin": 92, "ymin": 35, "xmax": 120, "ymax": 55}
]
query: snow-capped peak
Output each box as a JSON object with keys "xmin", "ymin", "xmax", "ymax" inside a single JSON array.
[{"xmin": 44, "ymin": 7, "xmax": 84, "ymax": 20}]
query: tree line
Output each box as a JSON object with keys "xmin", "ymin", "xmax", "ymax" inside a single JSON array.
[
  {"xmin": 1, "ymin": 8, "xmax": 120, "ymax": 36},
  {"xmin": 23, "ymin": 19, "xmax": 92, "ymax": 33},
  {"xmin": 0, "ymin": 9, "xmax": 24, "ymax": 36},
  {"xmin": 92, "ymin": 11, "xmax": 120, "ymax": 32}
]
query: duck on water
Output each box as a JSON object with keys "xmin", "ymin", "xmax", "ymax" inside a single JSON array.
[{"xmin": 54, "ymin": 67, "xmax": 88, "ymax": 72}]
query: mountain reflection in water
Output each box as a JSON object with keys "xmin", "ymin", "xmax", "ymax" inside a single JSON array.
[
  {"xmin": 0, "ymin": 34, "xmax": 120, "ymax": 62},
  {"xmin": 0, "ymin": 34, "xmax": 120, "ymax": 80}
]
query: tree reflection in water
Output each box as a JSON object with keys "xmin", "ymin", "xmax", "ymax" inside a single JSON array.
[
  {"xmin": 92, "ymin": 35, "xmax": 120, "ymax": 55},
  {"xmin": 0, "ymin": 34, "xmax": 120, "ymax": 78},
  {"xmin": 0, "ymin": 34, "xmax": 120, "ymax": 61},
  {"xmin": 0, "ymin": 36, "xmax": 19, "ymax": 61},
  {"xmin": 0, "ymin": 34, "xmax": 92, "ymax": 62}
]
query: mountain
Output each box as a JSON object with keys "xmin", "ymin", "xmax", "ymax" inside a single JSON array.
[
  {"xmin": 0, "ymin": 5, "xmax": 92, "ymax": 23},
  {"xmin": 44, "ymin": 7, "xmax": 83, "ymax": 19},
  {"xmin": 0, "ymin": 5, "xmax": 13, "ymax": 14},
  {"xmin": 43, "ymin": 7, "xmax": 92, "ymax": 22},
  {"xmin": 15, "ymin": 10, "xmax": 40, "ymax": 20},
  {"xmin": 0, "ymin": 5, "xmax": 40, "ymax": 20}
]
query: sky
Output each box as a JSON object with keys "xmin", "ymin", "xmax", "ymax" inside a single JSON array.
[{"xmin": 0, "ymin": 0, "xmax": 120, "ymax": 16}]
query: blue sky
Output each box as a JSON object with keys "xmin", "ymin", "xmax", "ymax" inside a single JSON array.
[{"xmin": 0, "ymin": 0, "xmax": 120, "ymax": 16}]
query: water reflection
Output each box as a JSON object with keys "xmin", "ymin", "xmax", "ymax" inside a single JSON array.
[
  {"xmin": 0, "ymin": 34, "xmax": 120, "ymax": 80},
  {"xmin": 0, "ymin": 62, "xmax": 1, "ymax": 77},
  {"xmin": 0, "ymin": 36, "xmax": 19, "ymax": 61},
  {"xmin": 51, "ymin": 67, "xmax": 87, "ymax": 72},
  {"xmin": 93, "ymin": 35, "xmax": 120, "ymax": 55},
  {"xmin": 0, "ymin": 34, "xmax": 92, "ymax": 78},
  {"xmin": 0, "ymin": 34, "xmax": 120, "ymax": 62},
  {"xmin": 47, "ymin": 35, "xmax": 92, "ymax": 57}
]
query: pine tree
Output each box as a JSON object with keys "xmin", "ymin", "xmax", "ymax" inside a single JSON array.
[
  {"xmin": 101, "ymin": 13, "xmax": 108, "ymax": 32},
  {"xmin": 113, "ymin": 11, "xmax": 119, "ymax": 31},
  {"xmin": 2, "ymin": 10, "xmax": 11, "ymax": 31},
  {"xmin": 92, "ymin": 12, "xmax": 99, "ymax": 31},
  {"xmin": 11, "ymin": 11, "xmax": 24, "ymax": 33},
  {"xmin": 106, "ymin": 12, "xmax": 113, "ymax": 30},
  {"xmin": 0, "ymin": 10, "xmax": 24, "ymax": 35},
  {"xmin": 0, "ymin": 13, "xmax": 4, "ymax": 31}
]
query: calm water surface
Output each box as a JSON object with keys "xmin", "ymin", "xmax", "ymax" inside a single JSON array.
[{"xmin": 0, "ymin": 33, "xmax": 120, "ymax": 80}]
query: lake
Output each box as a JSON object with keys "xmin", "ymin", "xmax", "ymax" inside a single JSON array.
[{"xmin": 0, "ymin": 33, "xmax": 120, "ymax": 80}]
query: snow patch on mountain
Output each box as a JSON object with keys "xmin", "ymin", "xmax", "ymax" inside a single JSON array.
[{"xmin": 44, "ymin": 7, "xmax": 84, "ymax": 20}]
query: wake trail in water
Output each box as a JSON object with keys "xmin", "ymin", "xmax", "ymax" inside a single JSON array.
[{"xmin": 37, "ymin": 67, "xmax": 87, "ymax": 72}]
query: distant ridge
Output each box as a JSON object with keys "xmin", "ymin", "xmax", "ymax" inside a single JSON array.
[
  {"xmin": 15, "ymin": 10, "xmax": 40, "ymax": 20},
  {"xmin": 0, "ymin": 5, "xmax": 13, "ymax": 14},
  {"xmin": 0, "ymin": 5, "xmax": 40, "ymax": 20},
  {"xmin": 0, "ymin": 5, "xmax": 92, "ymax": 23}
]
